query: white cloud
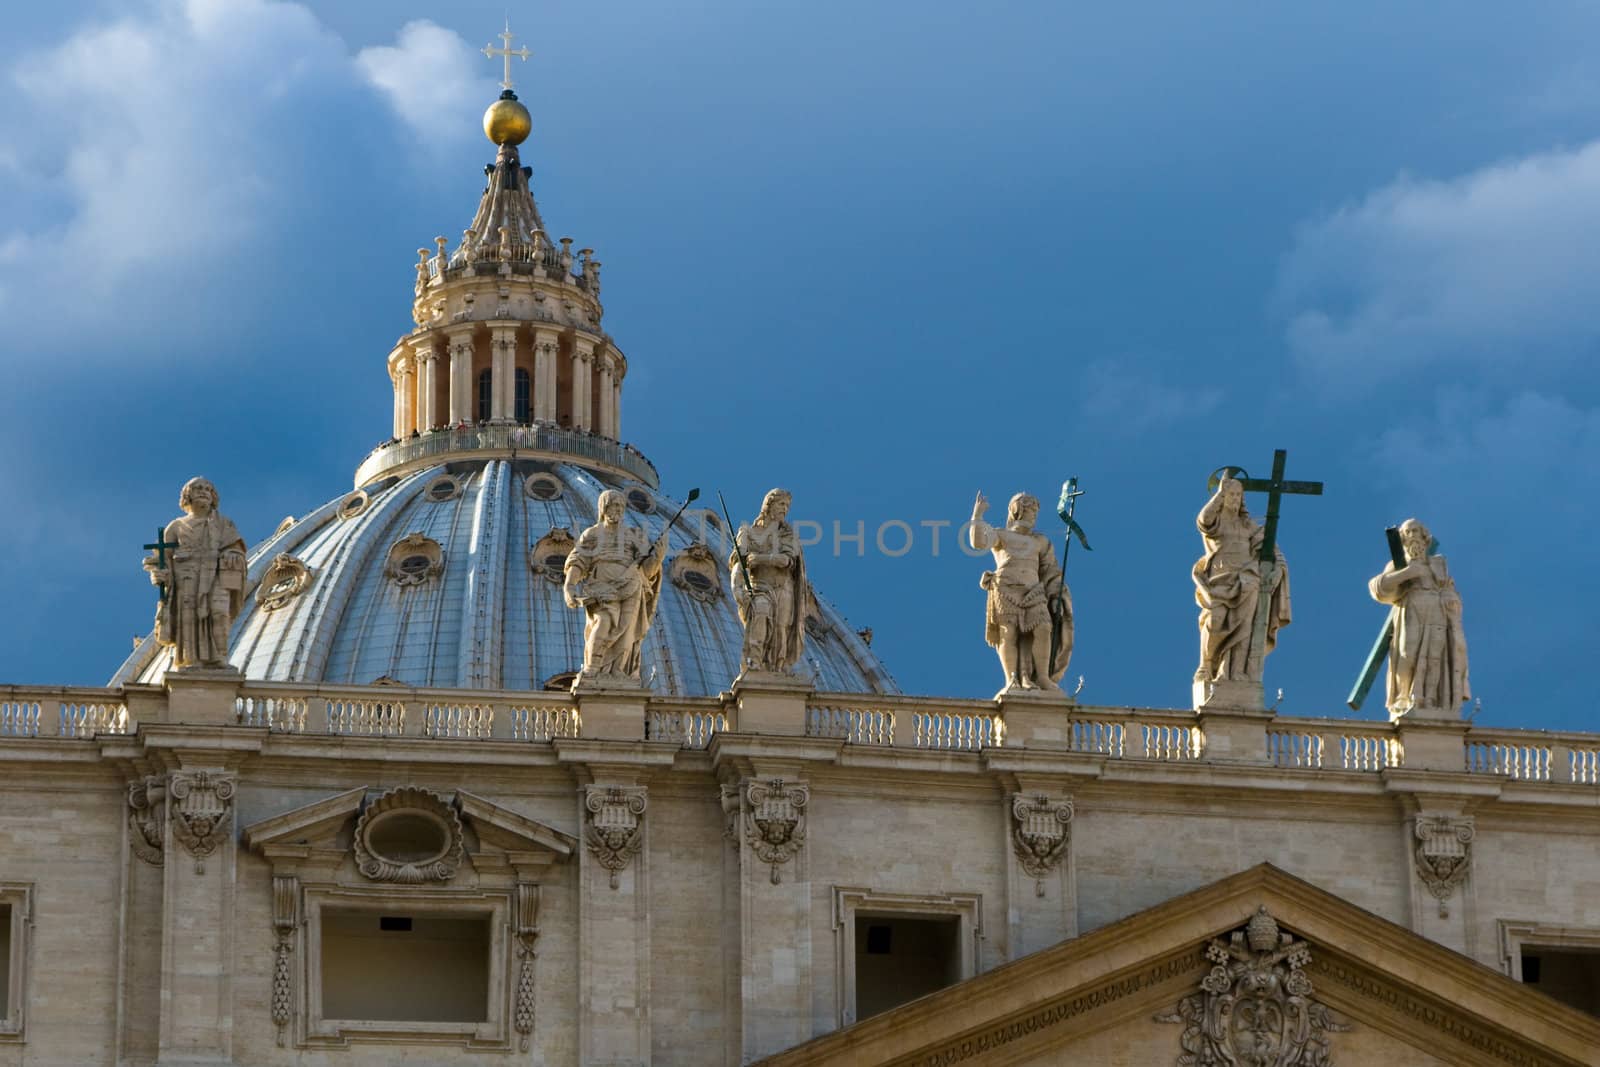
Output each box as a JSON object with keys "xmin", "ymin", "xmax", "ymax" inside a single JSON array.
[
  {"xmin": 357, "ymin": 21, "xmax": 498, "ymax": 145},
  {"xmin": 1279, "ymin": 141, "xmax": 1600, "ymax": 383},
  {"xmin": 0, "ymin": 2, "xmax": 486, "ymax": 347},
  {"xmin": 1079, "ymin": 359, "xmax": 1222, "ymax": 431}
]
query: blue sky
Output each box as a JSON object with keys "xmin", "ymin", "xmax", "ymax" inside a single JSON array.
[{"xmin": 2, "ymin": 0, "xmax": 1598, "ymax": 728}]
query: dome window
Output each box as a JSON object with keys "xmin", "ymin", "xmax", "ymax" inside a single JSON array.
[
  {"xmin": 627, "ymin": 488, "xmax": 655, "ymax": 513},
  {"xmin": 337, "ymin": 490, "xmax": 370, "ymax": 521},
  {"xmin": 528, "ymin": 527, "xmax": 576, "ymax": 583},
  {"xmin": 425, "ymin": 476, "xmax": 461, "ymax": 502},
  {"xmin": 668, "ymin": 543, "xmax": 722, "ymax": 603},
  {"xmin": 258, "ymin": 554, "xmax": 313, "ymax": 612},
  {"xmin": 525, "ymin": 473, "xmax": 563, "ymax": 501},
  {"xmin": 384, "ymin": 533, "xmax": 445, "ymax": 587}
]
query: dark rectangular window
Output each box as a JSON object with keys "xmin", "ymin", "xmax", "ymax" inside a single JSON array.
[
  {"xmin": 854, "ymin": 915, "xmax": 960, "ymax": 1021},
  {"xmin": 1522, "ymin": 949, "xmax": 1600, "ymax": 1016},
  {"xmin": 321, "ymin": 910, "xmax": 490, "ymax": 1022}
]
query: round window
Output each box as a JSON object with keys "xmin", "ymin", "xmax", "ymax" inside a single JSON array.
[
  {"xmin": 426, "ymin": 477, "xmax": 459, "ymax": 501},
  {"xmin": 682, "ymin": 571, "xmax": 714, "ymax": 594},
  {"xmin": 398, "ymin": 555, "xmax": 433, "ymax": 576},
  {"xmin": 627, "ymin": 488, "xmax": 654, "ymax": 513},
  {"xmin": 545, "ymin": 553, "xmax": 569, "ymax": 571},
  {"xmin": 526, "ymin": 474, "xmax": 563, "ymax": 501}
]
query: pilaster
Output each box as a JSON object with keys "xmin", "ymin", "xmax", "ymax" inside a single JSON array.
[
  {"xmin": 573, "ymin": 339, "xmax": 596, "ymax": 431},
  {"xmin": 597, "ymin": 353, "xmax": 616, "ymax": 438},
  {"xmin": 534, "ymin": 328, "xmax": 561, "ymax": 422},
  {"xmin": 396, "ymin": 358, "xmax": 415, "ymax": 435},
  {"xmin": 997, "ymin": 773, "xmax": 1078, "ymax": 959},
  {"xmin": 412, "ymin": 341, "xmax": 440, "ymax": 430},
  {"xmin": 490, "ymin": 325, "xmax": 517, "ymax": 422},
  {"xmin": 445, "ymin": 325, "xmax": 475, "ymax": 424},
  {"xmin": 1383, "ymin": 772, "xmax": 1499, "ymax": 957}
]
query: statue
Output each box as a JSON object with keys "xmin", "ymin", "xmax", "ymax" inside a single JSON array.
[
  {"xmin": 1193, "ymin": 475, "xmax": 1291, "ymax": 686},
  {"xmin": 728, "ymin": 488, "xmax": 807, "ymax": 676},
  {"xmin": 143, "ymin": 477, "xmax": 247, "ymax": 670},
  {"xmin": 563, "ymin": 489, "xmax": 669, "ymax": 689},
  {"xmin": 969, "ymin": 491, "xmax": 1070, "ymax": 695},
  {"xmin": 1368, "ymin": 518, "xmax": 1469, "ymax": 716}
]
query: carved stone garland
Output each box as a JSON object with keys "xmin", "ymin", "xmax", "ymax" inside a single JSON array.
[
  {"xmin": 127, "ymin": 776, "xmax": 165, "ymax": 866},
  {"xmin": 1414, "ymin": 814, "xmax": 1475, "ymax": 918},
  {"xmin": 1010, "ymin": 792, "xmax": 1074, "ymax": 896},
  {"xmin": 513, "ymin": 883, "xmax": 540, "ymax": 1051},
  {"xmin": 1157, "ymin": 906, "xmax": 1347, "ymax": 1067},
  {"xmin": 352, "ymin": 787, "xmax": 465, "ymax": 884},
  {"xmin": 271, "ymin": 875, "xmax": 297, "ymax": 1047},
  {"xmin": 583, "ymin": 787, "xmax": 647, "ymax": 890},
  {"xmin": 168, "ymin": 771, "xmax": 236, "ymax": 874},
  {"xmin": 744, "ymin": 778, "xmax": 808, "ymax": 884}
]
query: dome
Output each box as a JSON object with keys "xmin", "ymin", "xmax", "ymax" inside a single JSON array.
[{"xmin": 112, "ymin": 458, "xmax": 897, "ymax": 697}]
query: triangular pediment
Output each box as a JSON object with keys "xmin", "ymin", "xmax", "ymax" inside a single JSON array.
[{"xmin": 757, "ymin": 864, "xmax": 1600, "ymax": 1067}]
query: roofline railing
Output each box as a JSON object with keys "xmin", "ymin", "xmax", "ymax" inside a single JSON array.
[{"xmin": 354, "ymin": 422, "xmax": 660, "ymax": 488}]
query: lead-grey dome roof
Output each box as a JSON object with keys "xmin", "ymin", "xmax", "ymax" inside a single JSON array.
[{"xmin": 112, "ymin": 459, "xmax": 897, "ymax": 697}]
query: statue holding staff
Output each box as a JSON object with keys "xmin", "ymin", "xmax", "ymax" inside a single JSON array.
[
  {"xmin": 725, "ymin": 488, "xmax": 807, "ymax": 676},
  {"xmin": 1193, "ymin": 475, "xmax": 1291, "ymax": 686},
  {"xmin": 969, "ymin": 491, "xmax": 1070, "ymax": 696}
]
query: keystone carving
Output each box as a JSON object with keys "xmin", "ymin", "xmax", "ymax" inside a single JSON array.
[
  {"xmin": 583, "ymin": 786, "xmax": 646, "ymax": 890},
  {"xmin": 744, "ymin": 778, "xmax": 808, "ymax": 884},
  {"xmin": 1414, "ymin": 814, "xmax": 1474, "ymax": 918},
  {"xmin": 168, "ymin": 771, "xmax": 236, "ymax": 874},
  {"xmin": 1010, "ymin": 792, "xmax": 1074, "ymax": 896},
  {"xmin": 126, "ymin": 777, "xmax": 165, "ymax": 867},
  {"xmin": 1157, "ymin": 905, "xmax": 1347, "ymax": 1066}
]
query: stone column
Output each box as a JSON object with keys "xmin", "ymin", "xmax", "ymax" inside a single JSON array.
[
  {"xmin": 597, "ymin": 354, "xmax": 616, "ymax": 438},
  {"xmin": 612, "ymin": 374, "xmax": 623, "ymax": 439},
  {"xmin": 390, "ymin": 369, "xmax": 404, "ymax": 438},
  {"xmin": 397, "ymin": 359, "xmax": 415, "ymax": 435},
  {"xmin": 571, "ymin": 341, "xmax": 594, "ymax": 431},
  {"xmin": 534, "ymin": 328, "xmax": 561, "ymax": 422},
  {"xmin": 158, "ymin": 760, "xmax": 243, "ymax": 1063},
  {"xmin": 490, "ymin": 326, "xmax": 517, "ymax": 422},
  {"xmin": 446, "ymin": 327, "xmax": 475, "ymax": 425},
  {"xmin": 413, "ymin": 342, "xmax": 439, "ymax": 431}
]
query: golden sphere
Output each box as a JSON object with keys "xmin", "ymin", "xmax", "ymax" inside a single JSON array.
[{"xmin": 483, "ymin": 96, "xmax": 532, "ymax": 145}]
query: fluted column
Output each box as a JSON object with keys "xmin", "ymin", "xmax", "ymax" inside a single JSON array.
[
  {"xmin": 490, "ymin": 326, "xmax": 517, "ymax": 422},
  {"xmin": 391, "ymin": 370, "xmax": 404, "ymax": 438},
  {"xmin": 533, "ymin": 328, "xmax": 561, "ymax": 423},
  {"xmin": 446, "ymin": 327, "xmax": 475, "ymax": 425},
  {"xmin": 597, "ymin": 354, "xmax": 615, "ymax": 438},
  {"xmin": 413, "ymin": 342, "xmax": 440, "ymax": 430},
  {"xmin": 397, "ymin": 358, "xmax": 416, "ymax": 435},
  {"xmin": 572, "ymin": 339, "xmax": 595, "ymax": 431}
]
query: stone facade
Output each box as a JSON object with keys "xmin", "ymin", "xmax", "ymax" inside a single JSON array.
[{"xmin": 0, "ymin": 678, "xmax": 1595, "ymax": 1064}]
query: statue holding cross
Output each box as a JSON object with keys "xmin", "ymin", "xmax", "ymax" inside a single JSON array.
[
  {"xmin": 1192, "ymin": 450, "xmax": 1322, "ymax": 710},
  {"xmin": 143, "ymin": 477, "xmax": 247, "ymax": 670}
]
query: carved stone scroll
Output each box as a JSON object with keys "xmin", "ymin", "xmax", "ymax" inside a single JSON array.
[
  {"xmin": 513, "ymin": 883, "xmax": 540, "ymax": 1051},
  {"xmin": 583, "ymin": 786, "xmax": 647, "ymax": 890},
  {"xmin": 168, "ymin": 771, "xmax": 236, "ymax": 874},
  {"xmin": 1414, "ymin": 814, "xmax": 1474, "ymax": 918},
  {"xmin": 127, "ymin": 777, "xmax": 165, "ymax": 867},
  {"xmin": 271, "ymin": 875, "xmax": 298, "ymax": 1047},
  {"xmin": 744, "ymin": 778, "xmax": 808, "ymax": 884},
  {"xmin": 1010, "ymin": 792, "xmax": 1074, "ymax": 896},
  {"xmin": 1157, "ymin": 906, "xmax": 1347, "ymax": 1066}
]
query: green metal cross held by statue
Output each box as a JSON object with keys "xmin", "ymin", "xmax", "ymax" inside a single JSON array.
[
  {"xmin": 143, "ymin": 527, "xmax": 180, "ymax": 603},
  {"xmin": 1207, "ymin": 449, "xmax": 1323, "ymax": 680},
  {"xmin": 1346, "ymin": 526, "xmax": 1441, "ymax": 711}
]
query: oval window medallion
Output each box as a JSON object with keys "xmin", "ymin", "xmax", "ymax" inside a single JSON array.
[
  {"xmin": 425, "ymin": 475, "xmax": 461, "ymax": 502},
  {"xmin": 669, "ymin": 542, "xmax": 723, "ymax": 603},
  {"xmin": 384, "ymin": 533, "xmax": 444, "ymax": 587},
  {"xmin": 626, "ymin": 487, "xmax": 655, "ymax": 513},
  {"xmin": 337, "ymin": 490, "xmax": 370, "ymax": 521},
  {"xmin": 525, "ymin": 473, "xmax": 563, "ymax": 501},
  {"xmin": 352, "ymin": 787, "xmax": 464, "ymax": 883},
  {"xmin": 258, "ymin": 554, "xmax": 313, "ymax": 612},
  {"xmin": 528, "ymin": 526, "xmax": 576, "ymax": 583}
]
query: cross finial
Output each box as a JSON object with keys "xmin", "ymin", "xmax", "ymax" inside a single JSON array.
[{"xmin": 484, "ymin": 21, "xmax": 531, "ymax": 92}]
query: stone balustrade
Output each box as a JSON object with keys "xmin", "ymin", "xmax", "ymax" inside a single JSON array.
[{"xmin": 4, "ymin": 682, "xmax": 1600, "ymax": 786}]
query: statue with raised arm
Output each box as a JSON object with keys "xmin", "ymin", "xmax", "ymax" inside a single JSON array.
[
  {"xmin": 564, "ymin": 489, "xmax": 669, "ymax": 689},
  {"xmin": 1193, "ymin": 475, "xmax": 1290, "ymax": 685},
  {"xmin": 969, "ymin": 491, "xmax": 1070, "ymax": 696},
  {"xmin": 728, "ymin": 488, "xmax": 807, "ymax": 676},
  {"xmin": 143, "ymin": 477, "xmax": 247, "ymax": 670},
  {"xmin": 1368, "ymin": 518, "xmax": 1469, "ymax": 717}
]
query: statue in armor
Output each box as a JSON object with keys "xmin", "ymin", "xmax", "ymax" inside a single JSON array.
[{"xmin": 969, "ymin": 491, "xmax": 1071, "ymax": 695}]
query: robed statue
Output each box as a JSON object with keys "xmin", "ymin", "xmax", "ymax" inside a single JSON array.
[
  {"xmin": 144, "ymin": 477, "xmax": 247, "ymax": 669},
  {"xmin": 564, "ymin": 489, "xmax": 669, "ymax": 689},
  {"xmin": 1193, "ymin": 475, "xmax": 1291, "ymax": 684},
  {"xmin": 728, "ymin": 488, "xmax": 807, "ymax": 676},
  {"xmin": 969, "ymin": 491, "xmax": 1071, "ymax": 695},
  {"xmin": 1368, "ymin": 518, "xmax": 1469, "ymax": 716}
]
